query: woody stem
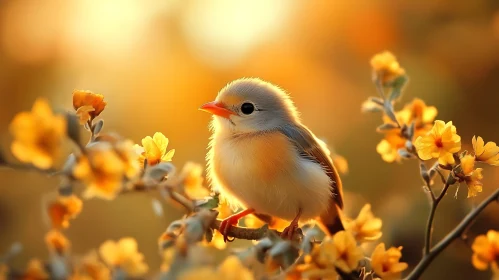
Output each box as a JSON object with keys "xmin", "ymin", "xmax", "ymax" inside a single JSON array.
[{"xmin": 406, "ymin": 187, "xmax": 499, "ymax": 280}]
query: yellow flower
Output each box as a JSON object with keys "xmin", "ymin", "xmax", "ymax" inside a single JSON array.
[
  {"xmin": 371, "ymin": 243, "xmax": 408, "ymax": 280},
  {"xmin": 473, "ymin": 136, "xmax": 499, "ymax": 165},
  {"xmin": 399, "ymin": 98, "xmax": 438, "ymax": 129},
  {"xmin": 414, "ymin": 120, "xmax": 461, "ymax": 165},
  {"xmin": 370, "ymin": 51, "xmax": 405, "ymax": 85},
  {"xmin": 75, "ymin": 105, "xmax": 96, "ymax": 125},
  {"xmin": 461, "ymin": 154, "xmax": 475, "ymax": 176},
  {"xmin": 23, "ymin": 259, "xmax": 49, "ymax": 280},
  {"xmin": 178, "ymin": 267, "xmax": 219, "ymax": 280},
  {"xmin": 71, "ymin": 251, "xmax": 111, "ymax": 280},
  {"xmin": 114, "ymin": 139, "xmax": 140, "ymax": 179},
  {"xmin": 47, "ymin": 195, "xmax": 83, "ymax": 229},
  {"xmin": 9, "ymin": 98, "xmax": 66, "ymax": 169},
  {"xmin": 318, "ymin": 231, "xmax": 363, "ymax": 273},
  {"xmin": 346, "ymin": 204, "xmax": 382, "ymax": 242},
  {"xmin": 376, "ymin": 132, "xmax": 406, "ymax": 163},
  {"xmin": 218, "ymin": 256, "xmax": 254, "ymax": 280},
  {"xmin": 178, "ymin": 256, "xmax": 254, "ymax": 280},
  {"xmin": 134, "ymin": 132, "xmax": 175, "ymax": 167},
  {"xmin": 466, "ymin": 168, "xmax": 483, "ymax": 198},
  {"xmin": 72, "ymin": 90, "xmax": 107, "ymax": 123},
  {"xmin": 203, "ymin": 231, "xmax": 227, "ymax": 250},
  {"xmin": 472, "ymin": 230, "xmax": 499, "ymax": 276},
  {"xmin": 179, "ymin": 162, "xmax": 209, "ymax": 199},
  {"xmin": 45, "ymin": 230, "xmax": 70, "ymax": 255},
  {"xmin": 160, "ymin": 247, "xmax": 176, "ymax": 272},
  {"xmin": 99, "ymin": 237, "xmax": 148, "ymax": 277},
  {"xmin": 73, "ymin": 142, "xmax": 127, "ymax": 200}
]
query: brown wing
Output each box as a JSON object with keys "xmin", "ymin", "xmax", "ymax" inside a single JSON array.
[{"xmin": 278, "ymin": 124, "xmax": 344, "ymax": 209}]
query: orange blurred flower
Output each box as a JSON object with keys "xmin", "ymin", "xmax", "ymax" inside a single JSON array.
[
  {"xmin": 203, "ymin": 231, "xmax": 227, "ymax": 250},
  {"xmin": 414, "ymin": 120, "xmax": 461, "ymax": 165},
  {"xmin": 370, "ymin": 51, "xmax": 405, "ymax": 85},
  {"xmin": 376, "ymin": 132, "xmax": 406, "ymax": 163},
  {"xmin": 114, "ymin": 139, "xmax": 140, "ymax": 179},
  {"xmin": 178, "ymin": 162, "xmax": 209, "ymax": 199},
  {"xmin": 345, "ymin": 204, "xmax": 382, "ymax": 242},
  {"xmin": 472, "ymin": 230, "xmax": 499, "ymax": 277},
  {"xmin": 71, "ymin": 251, "xmax": 111, "ymax": 280},
  {"xmin": 473, "ymin": 136, "xmax": 499, "ymax": 165},
  {"xmin": 332, "ymin": 154, "xmax": 349, "ymax": 174},
  {"xmin": 134, "ymin": 132, "xmax": 175, "ymax": 167},
  {"xmin": 45, "ymin": 230, "xmax": 70, "ymax": 255},
  {"xmin": 371, "ymin": 243, "xmax": 408, "ymax": 280},
  {"xmin": 73, "ymin": 90, "xmax": 107, "ymax": 124},
  {"xmin": 217, "ymin": 256, "xmax": 254, "ymax": 280},
  {"xmin": 398, "ymin": 98, "xmax": 438, "ymax": 130},
  {"xmin": 73, "ymin": 142, "xmax": 127, "ymax": 200},
  {"xmin": 9, "ymin": 98, "xmax": 66, "ymax": 169},
  {"xmin": 23, "ymin": 259, "xmax": 49, "ymax": 280},
  {"xmin": 178, "ymin": 267, "xmax": 219, "ymax": 280},
  {"xmin": 99, "ymin": 237, "xmax": 148, "ymax": 277},
  {"xmin": 318, "ymin": 231, "xmax": 363, "ymax": 273},
  {"xmin": 0, "ymin": 264, "xmax": 6, "ymax": 280},
  {"xmin": 178, "ymin": 256, "xmax": 254, "ymax": 280},
  {"xmin": 47, "ymin": 195, "xmax": 83, "ymax": 229}
]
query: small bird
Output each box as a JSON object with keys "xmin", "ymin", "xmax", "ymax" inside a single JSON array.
[{"xmin": 200, "ymin": 78, "xmax": 344, "ymax": 242}]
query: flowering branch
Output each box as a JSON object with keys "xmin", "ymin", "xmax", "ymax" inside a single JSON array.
[{"xmin": 406, "ymin": 187, "xmax": 499, "ymax": 280}]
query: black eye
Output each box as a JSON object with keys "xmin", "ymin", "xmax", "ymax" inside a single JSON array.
[{"xmin": 240, "ymin": 103, "xmax": 255, "ymax": 115}]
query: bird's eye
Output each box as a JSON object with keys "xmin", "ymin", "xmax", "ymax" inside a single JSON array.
[{"xmin": 240, "ymin": 103, "xmax": 255, "ymax": 115}]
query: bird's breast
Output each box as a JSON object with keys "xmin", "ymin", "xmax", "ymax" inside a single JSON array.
[
  {"xmin": 208, "ymin": 131, "xmax": 332, "ymax": 221},
  {"xmin": 214, "ymin": 132, "xmax": 296, "ymax": 184}
]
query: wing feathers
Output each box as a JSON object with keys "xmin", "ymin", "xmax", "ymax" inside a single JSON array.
[{"xmin": 278, "ymin": 124, "xmax": 344, "ymax": 209}]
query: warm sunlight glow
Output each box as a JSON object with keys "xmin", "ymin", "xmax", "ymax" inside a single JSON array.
[{"xmin": 181, "ymin": 0, "xmax": 296, "ymax": 68}]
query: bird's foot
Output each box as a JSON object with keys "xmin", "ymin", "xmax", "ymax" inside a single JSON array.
[
  {"xmin": 218, "ymin": 208, "xmax": 255, "ymax": 243},
  {"xmin": 281, "ymin": 221, "xmax": 299, "ymax": 239},
  {"xmin": 219, "ymin": 216, "xmax": 239, "ymax": 243}
]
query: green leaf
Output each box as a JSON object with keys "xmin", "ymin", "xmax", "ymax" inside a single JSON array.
[
  {"xmin": 92, "ymin": 119, "xmax": 104, "ymax": 135},
  {"xmin": 65, "ymin": 113, "xmax": 82, "ymax": 148},
  {"xmin": 419, "ymin": 162, "xmax": 430, "ymax": 185},
  {"xmin": 388, "ymin": 75, "xmax": 409, "ymax": 101},
  {"xmin": 383, "ymin": 101, "xmax": 399, "ymax": 125},
  {"xmin": 377, "ymin": 123, "xmax": 399, "ymax": 131},
  {"xmin": 144, "ymin": 162, "xmax": 175, "ymax": 182},
  {"xmin": 194, "ymin": 193, "xmax": 220, "ymax": 210}
]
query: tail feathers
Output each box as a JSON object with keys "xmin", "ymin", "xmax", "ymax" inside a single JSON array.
[{"xmin": 319, "ymin": 203, "xmax": 345, "ymax": 235}]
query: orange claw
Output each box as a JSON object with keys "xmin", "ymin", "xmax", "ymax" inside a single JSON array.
[
  {"xmin": 218, "ymin": 208, "xmax": 255, "ymax": 242},
  {"xmin": 281, "ymin": 208, "xmax": 302, "ymax": 239}
]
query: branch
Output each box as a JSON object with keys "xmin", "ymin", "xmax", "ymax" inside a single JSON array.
[
  {"xmin": 406, "ymin": 187, "xmax": 499, "ymax": 280},
  {"xmin": 210, "ymin": 219, "xmax": 302, "ymax": 242},
  {"xmin": 423, "ymin": 174, "xmax": 453, "ymax": 255}
]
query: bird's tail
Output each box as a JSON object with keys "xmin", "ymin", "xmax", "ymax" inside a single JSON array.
[{"xmin": 318, "ymin": 203, "xmax": 345, "ymax": 235}]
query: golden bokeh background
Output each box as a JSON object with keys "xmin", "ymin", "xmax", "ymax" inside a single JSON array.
[{"xmin": 1, "ymin": 0, "xmax": 499, "ymax": 279}]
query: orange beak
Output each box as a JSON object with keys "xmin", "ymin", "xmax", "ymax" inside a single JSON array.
[{"xmin": 199, "ymin": 101, "xmax": 236, "ymax": 119}]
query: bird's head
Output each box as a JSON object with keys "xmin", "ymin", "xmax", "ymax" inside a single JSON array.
[{"xmin": 200, "ymin": 78, "xmax": 300, "ymax": 134}]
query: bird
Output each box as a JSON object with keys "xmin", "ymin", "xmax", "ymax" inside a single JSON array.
[{"xmin": 200, "ymin": 78, "xmax": 344, "ymax": 242}]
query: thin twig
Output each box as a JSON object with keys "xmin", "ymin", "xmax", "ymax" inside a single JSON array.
[
  {"xmin": 423, "ymin": 174, "xmax": 453, "ymax": 256},
  {"xmin": 406, "ymin": 188, "xmax": 499, "ymax": 280}
]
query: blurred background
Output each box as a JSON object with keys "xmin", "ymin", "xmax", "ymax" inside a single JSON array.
[{"xmin": 1, "ymin": 0, "xmax": 499, "ymax": 278}]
